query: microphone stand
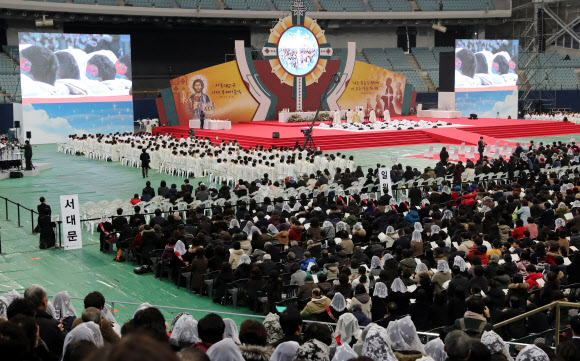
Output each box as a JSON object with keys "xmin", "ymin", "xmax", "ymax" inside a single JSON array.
[{"xmin": 302, "ymin": 73, "xmax": 340, "ymax": 150}]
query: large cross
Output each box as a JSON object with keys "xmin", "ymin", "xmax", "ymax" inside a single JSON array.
[{"xmin": 290, "ymin": 0, "xmax": 308, "ymax": 25}]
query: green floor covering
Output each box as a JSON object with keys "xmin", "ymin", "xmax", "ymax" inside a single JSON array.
[{"xmin": 1, "ymin": 135, "xmax": 580, "ymax": 326}]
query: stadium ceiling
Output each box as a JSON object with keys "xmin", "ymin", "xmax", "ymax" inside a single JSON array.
[{"xmin": 0, "ymin": 0, "xmax": 511, "ymax": 22}]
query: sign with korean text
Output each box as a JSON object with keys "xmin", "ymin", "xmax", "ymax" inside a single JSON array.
[
  {"xmin": 378, "ymin": 167, "xmax": 393, "ymax": 197},
  {"xmin": 60, "ymin": 194, "xmax": 82, "ymax": 250}
]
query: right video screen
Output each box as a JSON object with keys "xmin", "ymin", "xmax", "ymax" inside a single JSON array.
[{"xmin": 454, "ymin": 39, "xmax": 518, "ymax": 91}]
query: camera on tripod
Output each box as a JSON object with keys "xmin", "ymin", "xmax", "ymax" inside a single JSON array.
[{"xmin": 301, "ymin": 129, "xmax": 310, "ymax": 137}]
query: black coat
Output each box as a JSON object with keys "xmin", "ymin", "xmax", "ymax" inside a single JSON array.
[
  {"xmin": 35, "ymin": 309, "xmax": 65, "ymax": 358},
  {"xmin": 140, "ymin": 152, "xmax": 150, "ymax": 167}
]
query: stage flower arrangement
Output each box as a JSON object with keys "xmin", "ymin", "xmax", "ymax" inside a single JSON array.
[
  {"xmin": 288, "ymin": 113, "xmax": 305, "ymax": 122},
  {"xmin": 317, "ymin": 112, "xmax": 330, "ymax": 122}
]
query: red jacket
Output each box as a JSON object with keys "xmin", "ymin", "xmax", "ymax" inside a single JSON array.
[
  {"xmin": 525, "ymin": 273, "xmax": 544, "ymax": 290},
  {"xmin": 467, "ymin": 246, "xmax": 488, "ymax": 265},
  {"xmin": 460, "ymin": 191, "xmax": 477, "ymax": 206},
  {"xmin": 511, "ymin": 226, "xmax": 527, "ymax": 240}
]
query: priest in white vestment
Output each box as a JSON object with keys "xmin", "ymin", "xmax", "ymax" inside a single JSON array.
[
  {"xmin": 369, "ymin": 109, "xmax": 376, "ymax": 123},
  {"xmin": 333, "ymin": 110, "xmax": 341, "ymax": 124},
  {"xmin": 346, "ymin": 109, "xmax": 353, "ymax": 123}
]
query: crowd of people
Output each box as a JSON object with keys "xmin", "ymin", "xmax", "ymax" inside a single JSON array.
[
  {"xmin": 524, "ymin": 112, "xmax": 580, "ymax": 123},
  {"xmin": 73, "ymin": 138, "xmax": 580, "ymax": 361},
  {"xmin": 1, "ymin": 283, "xmax": 577, "ymax": 361},
  {"xmin": 58, "ymin": 133, "xmax": 359, "ymax": 183}
]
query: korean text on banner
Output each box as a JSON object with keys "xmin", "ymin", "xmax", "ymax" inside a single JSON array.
[
  {"xmin": 60, "ymin": 194, "xmax": 82, "ymax": 250},
  {"xmin": 378, "ymin": 167, "xmax": 392, "ymax": 196}
]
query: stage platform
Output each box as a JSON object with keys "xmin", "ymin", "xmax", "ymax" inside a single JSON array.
[
  {"xmin": 0, "ymin": 163, "xmax": 53, "ymax": 181},
  {"xmin": 152, "ymin": 117, "xmax": 580, "ymax": 151}
]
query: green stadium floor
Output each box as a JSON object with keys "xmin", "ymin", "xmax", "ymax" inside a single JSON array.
[{"xmin": 1, "ymin": 134, "xmax": 579, "ymax": 326}]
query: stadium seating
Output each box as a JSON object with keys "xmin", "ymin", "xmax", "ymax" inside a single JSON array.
[
  {"xmin": 177, "ymin": 0, "xmax": 220, "ymax": 9},
  {"xmin": 384, "ymin": 48, "xmax": 414, "ymax": 71},
  {"xmin": 72, "ymin": 0, "xmax": 120, "ymax": 5},
  {"xmin": 400, "ymin": 70, "xmax": 429, "ymax": 92},
  {"xmin": 125, "ymin": 0, "xmax": 174, "ymax": 8},
  {"xmin": 271, "ymin": 0, "xmax": 318, "ymax": 11},
  {"xmin": 412, "ymin": 47, "xmax": 439, "ymax": 71},
  {"xmin": 222, "ymin": 0, "xmax": 270, "ymax": 11}
]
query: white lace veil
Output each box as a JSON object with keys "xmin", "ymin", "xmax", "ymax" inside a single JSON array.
[
  {"xmin": 362, "ymin": 325, "xmax": 398, "ymax": 361},
  {"xmin": 454, "ymin": 256, "xmax": 467, "ymax": 272},
  {"xmin": 268, "ymin": 224, "xmax": 279, "ymax": 235},
  {"xmin": 442, "ymin": 210, "xmax": 453, "ymax": 219},
  {"xmin": 424, "ymin": 337, "xmax": 447, "ymax": 361},
  {"xmin": 381, "ymin": 253, "xmax": 394, "ymax": 268},
  {"xmin": 515, "ymin": 345, "xmax": 550, "ymax": 361},
  {"xmin": 230, "ymin": 219, "xmax": 240, "ymax": 229},
  {"xmin": 437, "ymin": 260, "xmax": 450, "ymax": 273},
  {"xmin": 223, "ymin": 318, "xmax": 241, "ymax": 344},
  {"xmin": 371, "ymin": 256, "xmax": 381, "ymax": 269},
  {"xmin": 239, "ymin": 254, "xmax": 251, "ymax": 265},
  {"xmin": 414, "ymin": 223, "xmax": 424, "ymax": 232},
  {"xmin": 386, "ymin": 315, "xmax": 425, "ymax": 353},
  {"xmin": 373, "ymin": 282, "xmax": 389, "ymax": 298},
  {"xmin": 412, "ymin": 230, "xmax": 422, "ymax": 242},
  {"xmin": 62, "ymin": 322, "xmax": 104, "ymax": 360},
  {"xmin": 133, "ymin": 302, "xmax": 152, "ymax": 318},
  {"xmin": 175, "ymin": 240, "xmax": 187, "ymax": 256},
  {"xmin": 431, "ymin": 225, "xmax": 441, "ymax": 234},
  {"xmin": 46, "ymin": 300, "xmax": 57, "ymax": 319},
  {"xmin": 555, "ymin": 218, "xmax": 565, "ymax": 229},
  {"xmin": 52, "ymin": 291, "xmax": 77, "ymax": 319},
  {"xmin": 481, "ymin": 330, "xmax": 513, "ymax": 361},
  {"xmin": 207, "ymin": 338, "xmax": 245, "ymax": 361},
  {"xmin": 386, "ymin": 226, "xmax": 396, "ymax": 234},
  {"xmin": 333, "ymin": 313, "xmax": 361, "ymax": 345},
  {"xmin": 0, "ymin": 290, "xmax": 20, "ymax": 320},
  {"xmin": 416, "ymin": 262, "xmax": 428, "ymax": 273},
  {"xmin": 390, "ymin": 278, "xmax": 407, "ymax": 293},
  {"xmin": 330, "ymin": 293, "xmax": 347, "ymax": 312},
  {"xmin": 332, "ymin": 344, "xmax": 358, "ymax": 361},
  {"xmin": 271, "ymin": 341, "xmax": 300, "ymax": 361},
  {"xmin": 169, "ymin": 314, "xmax": 200, "ymax": 344}
]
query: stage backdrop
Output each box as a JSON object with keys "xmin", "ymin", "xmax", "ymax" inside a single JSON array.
[
  {"xmin": 19, "ymin": 32, "xmax": 134, "ymax": 143},
  {"xmin": 337, "ymin": 61, "xmax": 406, "ymax": 118},
  {"xmin": 170, "ymin": 58, "xmax": 407, "ymax": 124},
  {"xmin": 454, "ymin": 39, "xmax": 519, "ymax": 119},
  {"xmin": 170, "ymin": 61, "xmax": 259, "ymax": 125}
]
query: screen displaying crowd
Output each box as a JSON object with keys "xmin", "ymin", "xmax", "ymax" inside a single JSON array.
[
  {"xmin": 278, "ymin": 27, "xmax": 319, "ymax": 76},
  {"xmin": 18, "ymin": 32, "xmax": 132, "ymax": 102},
  {"xmin": 454, "ymin": 39, "xmax": 519, "ymax": 90}
]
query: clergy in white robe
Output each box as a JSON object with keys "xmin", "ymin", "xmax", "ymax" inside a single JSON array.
[
  {"xmin": 346, "ymin": 110, "xmax": 353, "ymax": 123},
  {"xmin": 384, "ymin": 110, "xmax": 391, "ymax": 122},
  {"xmin": 358, "ymin": 109, "xmax": 365, "ymax": 123},
  {"xmin": 333, "ymin": 110, "xmax": 341, "ymax": 124},
  {"xmin": 369, "ymin": 109, "xmax": 376, "ymax": 123}
]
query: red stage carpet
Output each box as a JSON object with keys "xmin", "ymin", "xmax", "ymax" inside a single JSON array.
[{"xmin": 152, "ymin": 117, "xmax": 580, "ymax": 151}]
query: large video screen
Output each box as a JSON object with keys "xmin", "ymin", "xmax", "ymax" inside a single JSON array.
[
  {"xmin": 277, "ymin": 26, "xmax": 319, "ymax": 77},
  {"xmin": 18, "ymin": 32, "xmax": 132, "ymax": 103},
  {"xmin": 454, "ymin": 39, "xmax": 518, "ymax": 92}
]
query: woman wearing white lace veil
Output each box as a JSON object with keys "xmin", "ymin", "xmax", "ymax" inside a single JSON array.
[
  {"xmin": 431, "ymin": 225, "xmax": 441, "ymax": 235},
  {"xmin": 414, "ymin": 223, "xmax": 424, "ymax": 232},
  {"xmin": 207, "ymin": 338, "xmax": 245, "ymax": 361},
  {"xmin": 353, "ymin": 323, "xmax": 376, "ymax": 355},
  {"xmin": 230, "ymin": 219, "xmax": 240, "ymax": 230},
  {"xmin": 432, "ymin": 260, "xmax": 452, "ymax": 293},
  {"xmin": 133, "ymin": 302, "xmax": 152, "ymax": 318},
  {"xmin": 415, "ymin": 262, "xmax": 429, "ymax": 274},
  {"xmin": 169, "ymin": 312, "xmax": 191, "ymax": 333},
  {"xmin": 329, "ymin": 293, "xmax": 347, "ymax": 314},
  {"xmin": 481, "ymin": 330, "xmax": 513, "ymax": 361},
  {"xmin": 282, "ymin": 204, "xmax": 292, "ymax": 214},
  {"xmin": 268, "ymin": 224, "xmax": 279, "ymax": 236},
  {"xmin": 0, "ymin": 290, "xmax": 21, "ymax": 319},
  {"xmin": 263, "ymin": 312, "xmax": 284, "ymax": 345},
  {"xmin": 46, "ymin": 300, "xmax": 57, "ymax": 319},
  {"xmin": 381, "ymin": 253, "xmax": 394, "ymax": 268},
  {"xmin": 223, "ymin": 318, "xmax": 241, "ymax": 344},
  {"xmin": 332, "ymin": 343, "xmax": 358, "ymax": 361},
  {"xmin": 362, "ymin": 325, "xmax": 398, "ymax": 361},
  {"xmin": 53, "ymin": 291, "xmax": 77, "ymax": 321},
  {"xmin": 411, "ymin": 230, "xmax": 423, "ymax": 257},
  {"xmin": 333, "ymin": 313, "xmax": 361, "ymax": 346},
  {"xmin": 424, "ymin": 337, "xmax": 447, "ymax": 361},
  {"xmin": 322, "ymin": 221, "xmax": 336, "ymax": 241},
  {"xmin": 391, "ymin": 278, "xmax": 407, "ymax": 293},
  {"xmin": 514, "ymin": 345, "xmax": 550, "ymax": 361},
  {"xmin": 61, "ymin": 322, "xmax": 104, "ymax": 360},
  {"xmin": 442, "ymin": 210, "xmax": 453, "ymax": 220},
  {"xmin": 453, "ymin": 256, "xmax": 468, "ymax": 272},
  {"xmin": 386, "ymin": 316, "xmax": 426, "ymax": 356},
  {"xmin": 271, "ymin": 341, "xmax": 300, "ymax": 361},
  {"xmin": 555, "ymin": 218, "xmax": 565, "ymax": 230},
  {"xmin": 170, "ymin": 314, "xmax": 200, "ymax": 346},
  {"xmin": 243, "ymin": 221, "xmax": 261, "ymax": 239},
  {"xmin": 369, "ymin": 256, "xmax": 382, "ymax": 277}
]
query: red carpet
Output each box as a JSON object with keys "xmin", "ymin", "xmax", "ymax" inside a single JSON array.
[{"xmin": 153, "ymin": 117, "xmax": 580, "ymax": 151}]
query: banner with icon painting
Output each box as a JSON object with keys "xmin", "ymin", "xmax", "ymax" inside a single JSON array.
[
  {"xmin": 170, "ymin": 61, "xmax": 259, "ymax": 125},
  {"xmin": 337, "ymin": 61, "xmax": 407, "ymax": 117}
]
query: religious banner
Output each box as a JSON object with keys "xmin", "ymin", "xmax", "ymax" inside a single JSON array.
[
  {"xmin": 170, "ymin": 61, "xmax": 259, "ymax": 125},
  {"xmin": 338, "ymin": 61, "xmax": 407, "ymax": 118},
  {"xmin": 378, "ymin": 167, "xmax": 393, "ymax": 196},
  {"xmin": 60, "ymin": 194, "xmax": 82, "ymax": 250}
]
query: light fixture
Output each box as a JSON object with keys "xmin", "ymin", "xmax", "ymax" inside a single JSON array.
[
  {"xmin": 432, "ymin": 21, "xmax": 447, "ymax": 33},
  {"xmin": 35, "ymin": 15, "xmax": 54, "ymax": 27}
]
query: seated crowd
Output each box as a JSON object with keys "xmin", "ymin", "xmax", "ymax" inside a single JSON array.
[
  {"xmin": 1, "ymin": 284, "xmax": 578, "ymax": 361},
  {"xmin": 525, "ymin": 112, "xmax": 579, "ymax": 123},
  {"xmin": 59, "ymin": 133, "xmax": 359, "ymax": 183}
]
